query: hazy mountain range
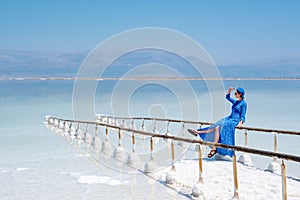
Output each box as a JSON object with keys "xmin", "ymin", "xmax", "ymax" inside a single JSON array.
[{"xmin": 1, "ymin": 50, "xmax": 300, "ymax": 78}]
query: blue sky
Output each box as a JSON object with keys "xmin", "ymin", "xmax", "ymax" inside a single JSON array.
[{"xmin": 1, "ymin": 0, "xmax": 300, "ymax": 64}]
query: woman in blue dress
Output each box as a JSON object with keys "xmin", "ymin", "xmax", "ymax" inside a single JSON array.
[{"xmin": 188, "ymin": 87, "xmax": 247, "ymax": 158}]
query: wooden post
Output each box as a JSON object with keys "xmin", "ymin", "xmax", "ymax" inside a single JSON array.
[
  {"xmin": 274, "ymin": 133, "xmax": 278, "ymax": 162},
  {"xmin": 198, "ymin": 144, "xmax": 203, "ymax": 183},
  {"xmin": 132, "ymin": 133, "xmax": 136, "ymax": 153},
  {"xmin": 167, "ymin": 121, "xmax": 170, "ymax": 133},
  {"xmin": 281, "ymin": 160, "xmax": 287, "ymax": 200},
  {"xmin": 58, "ymin": 119, "xmax": 61, "ymax": 129},
  {"xmin": 150, "ymin": 137, "xmax": 153, "ymax": 152},
  {"xmin": 150, "ymin": 137, "xmax": 154, "ymax": 160},
  {"xmin": 114, "ymin": 117, "xmax": 117, "ymax": 126},
  {"xmin": 141, "ymin": 119, "xmax": 145, "ymax": 130},
  {"xmin": 153, "ymin": 120, "xmax": 157, "ymax": 133},
  {"xmin": 244, "ymin": 130, "xmax": 248, "ymax": 146},
  {"xmin": 171, "ymin": 140, "xmax": 175, "ymax": 171},
  {"xmin": 233, "ymin": 153, "xmax": 239, "ymax": 199},
  {"xmin": 105, "ymin": 126, "xmax": 108, "ymax": 141},
  {"xmin": 178, "ymin": 123, "xmax": 185, "ymax": 146},
  {"xmin": 118, "ymin": 128, "xmax": 121, "ymax": 147},
  {"xmin": 94, "ymin": 125, "xmax": 98, "ymax": 141}
]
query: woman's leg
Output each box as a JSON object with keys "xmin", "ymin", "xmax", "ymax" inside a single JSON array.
[
  {"xmin": 212, "ymin": 126, "xmax": 220, "ymax": 150},
  {"xmin": 206, "ymin": 125, "xmax": 220, "ymax": 157},
  {"xmin": 197, "ymin": 125, "xmax": 220, "ymax": 135},
  {"xmin": 197, "ymin": 128, "xmax": 215, "ymax": 134},
  {"xmin": 188, "ymin": 128, "xmax": 215, "ymax": 136}
]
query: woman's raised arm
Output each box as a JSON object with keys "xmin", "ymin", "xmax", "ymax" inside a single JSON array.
[{"xmin": 226, "ymin": 87, "xmax": 236, "ymax": 104}]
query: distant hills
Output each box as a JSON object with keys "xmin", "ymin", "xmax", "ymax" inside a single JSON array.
[
  {"xmin": 0, "ymin": 50, "xmax": 86, "ymax": 78},
  {"xmin": 1, "ymin": 50, "xmax": 300, "ymax": 78}
]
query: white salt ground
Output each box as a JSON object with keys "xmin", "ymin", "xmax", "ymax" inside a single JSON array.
[
  {"xmin": 16, "ymin": 168, "xmax": 29, "ymax": 171},
  {"xmin": 150, "ymin": 159, "xmax": 300, "ymax": 200},
  {"xmin": 77, "ymin": 175, "xmax": 130, "ymax": 185}
]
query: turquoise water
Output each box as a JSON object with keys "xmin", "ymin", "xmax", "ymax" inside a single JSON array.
[{"xmin": 1, "ymin": 80, "xmax": 300, "ymax": 199}]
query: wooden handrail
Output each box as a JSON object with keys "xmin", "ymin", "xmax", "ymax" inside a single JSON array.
[
  {"xmin": 97, "ymin": 115, "xmax": 300, "ymax": 136},
  {"xmin": 51, "ymin": 117, "xmax": 300, "ymax": 163}
]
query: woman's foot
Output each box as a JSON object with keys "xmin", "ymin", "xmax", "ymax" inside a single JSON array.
[
  {"xmin": 207, "ymin": 149, "xmax": 217, "ymax": 158},
  {"xmin": 187, "ymin": 129, "xmax": 198, "ymax": 136}
]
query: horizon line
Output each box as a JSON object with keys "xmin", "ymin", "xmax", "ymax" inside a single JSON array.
[{"xmin": 1, "ymin": 77, "xmax": 300, "ymax": 81}]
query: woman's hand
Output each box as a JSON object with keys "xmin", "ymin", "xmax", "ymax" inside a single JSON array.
[
  {"xmin": 227, "ymin": 87, "xmax": 235, "ymax": 94},
  {"xmin": 237, "ymin": 121, "xmax": 243, "ymax": 128}
]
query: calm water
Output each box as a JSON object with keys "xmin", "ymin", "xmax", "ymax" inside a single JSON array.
[{"xmin": 0, "ymin": 80, "xmax": 300, "ymax": 199}]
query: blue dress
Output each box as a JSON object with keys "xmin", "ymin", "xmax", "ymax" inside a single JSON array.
[{"xmin": 198, "ymin": 94, "xmax": 247, "ymax": 157}]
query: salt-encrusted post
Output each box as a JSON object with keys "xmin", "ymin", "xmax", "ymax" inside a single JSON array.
[
  {"xmin": 178, "ymin": 123, "xmax": 185, "ymax": 146},
  {"xmin": 91, "ymin": 125, "xmax": 101, "ymax": 150},
  {"xmin": 244, "ymin": 129, "xmax": 248, "ymax": 146},
  {"xmin": 141, "ymin": 119, "xmax": 146, "ymax": 131},
  {"xmin": 233, "ymin": 153, "xmax": 239, "ymax": 199},
  {"xmin": 166, "ymin": 140, "xmax": 177, "ymax": 184},
  {"xmin": 101, "ymin": 126, "xmax": 112, "ymax": 155},
  {"xmin": 132, "ymin": 133, "xmax": 136, "ymax": 153},
  {"xmin": 274, "ymin": 133, "xmax": 278, "ymax": 159},
  {"xmin": 144, "ymin": 137, "xmax": 156, "ymax": 173},
  {"xmin": 131, "ymin": 119, "xmax": 136, "ymax": 129},
  {"xmin": 118, "ymin": 128, "xmax": 121, "ymax": 146},
  {"xmin": 150, "ymin": 137, "xmax": 153, "ymax": 157},
  {"xmin": 198, "ymin": 144, "xmax": 203, "ymax": 183},
  {"xmin": 238, "ymin": 129, "xmax": 252, "ymax": 165},
  {"xmin": 127, "ymin": 132, "xmax": 140, "ymax": 167},
  {"xmin": 114, "ymin": 128, "xmax": 126, "ymax": 162},
  {"xmin": 83, "ymin": 123, "xmax": 92, "ymax": 146},
  {"xmin": 192, "ymin": 144, "xmax": 204, "ymax": 198},
  {"xmin": 281, "ymin": 160, "xmax": 287, "ymax": 200},
  {"xmin": 165, "ymin": 121, "xmax": 172, "ymax": 143},
  {"xmin": 267, "ymin": 132, "xmax": 280, "ymax": 173},
  {"xmin": 106, "ymin": 126, "xmax": 109, "ymax": 140}
]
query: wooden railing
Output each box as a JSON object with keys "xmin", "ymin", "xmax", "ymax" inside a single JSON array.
[{"xmin": 45, "ymin": 115, "xmax": 300, "ymax": 200}]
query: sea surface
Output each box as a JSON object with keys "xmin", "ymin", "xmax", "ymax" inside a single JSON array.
[{"xmin": 0, "ymin": 79, "xmax": 300, "ymax": 199}]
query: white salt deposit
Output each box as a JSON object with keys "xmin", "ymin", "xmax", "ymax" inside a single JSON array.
[
  {"xmin": 16, "ymin": 168, "xmax": 29, "ymax": 171},
  {"xmin": 78, "ymin": 175, "xmax": 129, "ymax": 186},
  {"xmin": 150, "ymin": 159, "xmax": 300, "ymax": 200},
  {"xmin": 75, "ymin": 154, "xmax": 91, "ymax": 157}
]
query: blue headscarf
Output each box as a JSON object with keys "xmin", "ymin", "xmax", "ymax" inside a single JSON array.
[{"xmin": 237, "ymin": 87, "xmax": 245, "ymax": 99}]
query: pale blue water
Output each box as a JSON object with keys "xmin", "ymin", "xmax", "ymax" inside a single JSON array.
[{"xmin": 1, "ymin": 80, "xmax": 300, "ymax": 199}]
